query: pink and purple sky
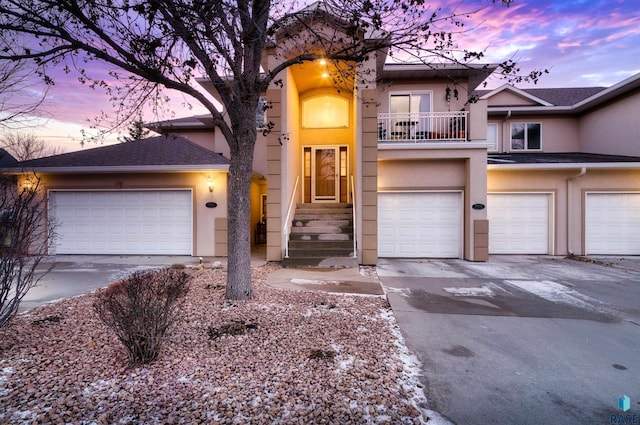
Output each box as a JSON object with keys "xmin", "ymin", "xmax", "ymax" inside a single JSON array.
[{"xmin": 5, "ymin": 0, "xmax": 640, "ymax": 153}]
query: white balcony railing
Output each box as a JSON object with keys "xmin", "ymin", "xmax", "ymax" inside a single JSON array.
[{"xmin": 378, "ymin": 111, "xmax": 469, "ymax": 143}]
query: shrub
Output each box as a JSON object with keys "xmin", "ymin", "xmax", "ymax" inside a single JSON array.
[
  {"xmin": 93, "ymin": 268, "xmax": 191, "ymax": 364},
  {"xmin": 0, "ymin": 174, "xmax": 55, "ymax": 327}
]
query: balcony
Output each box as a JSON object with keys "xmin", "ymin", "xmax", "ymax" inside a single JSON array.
[{"xmin": 378, "ymin": 112, "xmax": 469, "ymax": 143}]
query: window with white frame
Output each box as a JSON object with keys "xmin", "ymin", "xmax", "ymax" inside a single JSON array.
[
  {"xmin": 389, "ymin": 92, "xmax": 432, "ymax": 138},
  {"xmin": 487, "ymin": 123, "xmax": 498, "ymax": 151},
  {"xmin": 511, "ymin": 123, "xmax": 541, "ymax": 150},
  {"xmin": 390, "ymin": 92, "xmax": 432, "ymax": 114}
]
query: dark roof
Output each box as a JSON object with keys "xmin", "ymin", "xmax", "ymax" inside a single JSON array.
[
  {"xmin": 488, "ymin": 153, "xmax": 640, "ymax": 165},
  {"xmin": 0, "ymin": 148, "xmax": 17, "ymax": 166},
  {"xmin": 6, "ymin": 135, "xmax": 229, "ymax": 169},
  {"xmin": 476, "ymin": 87, "xmax": 606, "ymax": 106}
]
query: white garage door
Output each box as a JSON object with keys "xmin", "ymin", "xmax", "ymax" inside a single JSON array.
[
  {"xmin": 50, "ymin": 190, "xmax": 192, "ymax": 255},
  {"xmin": 378, "ymin": 192, "xmax": 462, "ymax": 258},
  {"xmin": 487, "ymin": 193, "xmax": 551, "ymax": 254},
  {"xmin": 586, "ymin": 192, "xmax": 640, "ymax": 255}
]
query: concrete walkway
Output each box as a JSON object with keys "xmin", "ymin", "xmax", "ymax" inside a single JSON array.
[
  {"xmin": 265, "ymin": 266, "xmax": 384, "ymax": 295},
  {"xmin": 19, "ymin": 248, "xmax": 384, "ymax": 313}
]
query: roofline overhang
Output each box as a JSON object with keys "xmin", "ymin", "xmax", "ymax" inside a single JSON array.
[
  {"xmin": 1, "ymin": 164, "xmax": 230, "ymax": 174},
  {"xmin": 487, "ymin": 162, "xmax": 640, "ymax": 171},
  {"xmin": 487, "ymin": 105, "xmax": 575, "ymax": 116},
  {"xmin": 479, "ymin": 84, "xmax": 554, "ymax": 106},
  {"xmin": 572, "ymin": 72, "xmax": 640, "ymax": 112},
  {"xmin": 487, "ymin": 72, "xmax": 640, "ymax": 115}
]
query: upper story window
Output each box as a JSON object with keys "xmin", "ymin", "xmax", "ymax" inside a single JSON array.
[
  {"xmin": 390, "ymin": 92, "xmax": 432, "ymax": 114},
  {"xmin": 302, "ymin": 94, "xmax": 349, "ymax": 128},
  {"xmin": 511, "ymin": 123, "xmax": 541, "ymax": 150}
]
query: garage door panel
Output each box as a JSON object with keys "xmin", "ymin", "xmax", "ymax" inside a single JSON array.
[
  {"xmin": 488, "ymin": 194, "xmax": 550, "ymax": 254},
  {"xmin": 378, "ymin": 192, "xmax": 462, "ymax": 258},
  {"xmin": 586, "ymin": 193, "xmax": 640, "ymax": 255},
  {"xmin": 51, "ymin": 190, "xmax": 192, "ymax": 255}
]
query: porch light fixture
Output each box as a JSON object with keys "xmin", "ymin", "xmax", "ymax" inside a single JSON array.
[
  {"xmin": 207, "ymin": 175, "xmax": 214, "ymax": 193},
  {"xmin": 22, "ymin": 179, "xmax": 34, "ymax": 192}
]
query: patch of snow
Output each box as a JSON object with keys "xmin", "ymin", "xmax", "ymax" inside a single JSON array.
[
  {"xmin": 290, "ymin": 278, "xmax": 343, "ymax": 286},
  {"xmin": 382, "ymin": 286, "xmax": 411, "ymax": 297},
  {"xmin": 504, "ymin": 280, "xmax": 594, "ymax": 309},
  {"xmin": 443, "ymin": 285, "xmax": 495, "ymax": 297},
  {"xmin": 335, "ymin": 354, "xmax": 355, "ymax": 371},
  {"xmin": 177, "ymin": 376, "xmax": 191, "ymax": 384}
]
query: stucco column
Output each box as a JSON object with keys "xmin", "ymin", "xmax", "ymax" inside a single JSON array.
[
  {"xmin": 360, "ymin": 89, "xmax": 378, "ymax": 265},
  {"xmin": 266, "ymin": 88, "xmax": 283, "ymax": 262},
  {"xmin": 465, "ymin": 150, "xmax": 488, "ymax": 261}
]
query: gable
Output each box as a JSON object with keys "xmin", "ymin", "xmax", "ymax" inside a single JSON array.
[{"xmin": 486, "ymin": 90, "xmax": 543, "ymax": 107}]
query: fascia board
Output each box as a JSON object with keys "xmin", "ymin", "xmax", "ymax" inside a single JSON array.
[
  {"xmin": 5, "ymin": 164, "xmax": 230, "ymax": 174},
  {"xmin": 481, "ymin": 84, "xmax": 554, "ymax": 106},
  {"xmin": 487, "ymin": 162, "xmax": 640, "ymax": 170}
]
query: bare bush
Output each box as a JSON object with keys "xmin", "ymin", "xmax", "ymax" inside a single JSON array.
[
  {"xmin": 0, "ymin": 173, "xmax": 53, "ymax": 326},
  {"xmin": 93, "ymin": 269, "xmax": 191, "ymax": 364}
]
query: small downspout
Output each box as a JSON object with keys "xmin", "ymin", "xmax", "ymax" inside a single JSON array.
[{"xmin": 567, "ymin": 167, "xmax": 587, "ymax": 256}]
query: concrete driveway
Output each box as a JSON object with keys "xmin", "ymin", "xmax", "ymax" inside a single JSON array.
[
  {"xmin": 378, "ymin": 255, "xmax": 640, "ymax": 425},
  {"xmin": 18, "ymin": 253, "xmax": 268, "ymax": 314}
]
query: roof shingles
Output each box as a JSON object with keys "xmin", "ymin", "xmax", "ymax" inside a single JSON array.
[{"xmin": 7, "ymin": 135, "xmax": 229, "ymax": 169}]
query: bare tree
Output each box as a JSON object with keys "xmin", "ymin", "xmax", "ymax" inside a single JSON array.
[
  {"xmin": 0, "ymin": 60, "xmax": 48, "ymax": 129},
  {"xmin": 0, "ymin": 174, "xmax": 54, "ymax": 326},
  {"xmin": 1, "ymin": 132, "xmax": 65, "ymax": 160},
  {"xmin": 0, "ymin": 0, "xmax": 544, "ymax": 300}
]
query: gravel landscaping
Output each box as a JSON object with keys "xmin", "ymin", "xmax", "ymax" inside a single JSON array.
[{"xmin": 0, "ymin": 263, "xmax": 430, "ymax": 424}]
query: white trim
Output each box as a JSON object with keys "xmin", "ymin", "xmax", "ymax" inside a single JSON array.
[
  {"xmin": 480, "ymin": 84, "xmax": 554, "ymax": 106},
  {"xmin": 488, "ymin": 162, "xmax": 640, "ymax": 170},
  {"xmin": 378, "ymin": 142, "xmax": 491, "ymax": 150}
]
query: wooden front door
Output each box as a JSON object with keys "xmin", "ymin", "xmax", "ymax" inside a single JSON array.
[{"xmin": 303, "ymin": 146, "xmax": 348, "ymax": 203}]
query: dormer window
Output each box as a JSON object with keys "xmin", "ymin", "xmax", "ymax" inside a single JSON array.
[{"xmin": 511, "ymin": 123, "xmax": 541, "ymax": 150}]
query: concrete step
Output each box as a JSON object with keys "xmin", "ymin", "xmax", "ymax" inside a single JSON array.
[
  {"xmin": 285, "ymin": 203, "xmax": 356, "ymax": 268},
  {"xmin": 290, "ymin": 233, "xmax": 352, "ymax": 241},
  {"xmin": 287, "ymin": 247, "xmax": 354, "ymax": 257},
  {"xmin": 297, "ymin": 203, "xmax": 352, "ymax": 208},
  {"xmin": 289, "ymin": 240, "xmax": 353, "ymax": 249},
  {"xmin": 291, "ymin": 226, "xmax": 353, "ymax": 235},
  {"xmin": 293, "ymin": 219, "xmax": 351, "ymax": 227},
  {"xmin": 282, "ymin": 256, "xmax": 359, "ymax": 268},
  {"xmin": 293, "ymin": 213, "xmax": 353, "ymax": 220}
]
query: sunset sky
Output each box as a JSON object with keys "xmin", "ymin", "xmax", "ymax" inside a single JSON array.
[{"xmin": 4, "ymin": 0, "xmax": 640, "ymax": 153}]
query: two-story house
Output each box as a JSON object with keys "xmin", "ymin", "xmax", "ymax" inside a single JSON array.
[{"xmin": 3, "ymin": 6, "xmax": 639, "ymax": 262}]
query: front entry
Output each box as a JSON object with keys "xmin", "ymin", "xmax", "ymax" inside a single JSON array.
[{"xmin": 303, "ymin": 146, "xmax": 348, "ymax": 203}]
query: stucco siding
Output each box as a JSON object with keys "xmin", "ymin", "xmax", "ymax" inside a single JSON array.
[{"xmin": 579, "ymin": 89, "xmax": 640, "ymax": 157}]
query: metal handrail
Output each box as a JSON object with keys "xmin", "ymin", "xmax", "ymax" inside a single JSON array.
[
  {"xmin": 283, "ymin": 176, "xmax": 299, "ymax": 258},
  {"xmin": 350, "ymin": 175, "xmax": 357, "ymax": 258}
]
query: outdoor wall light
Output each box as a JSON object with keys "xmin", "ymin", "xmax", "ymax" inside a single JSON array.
[
  {"xmin": 22, "ymin": 179, "xmax": 34, "ymax": 192},
  {"xmin": 207, "ymin": 175, "xmax": 214, "ymax": 193}
]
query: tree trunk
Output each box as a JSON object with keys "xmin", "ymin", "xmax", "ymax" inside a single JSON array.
[{"xmin": 225, "ymin": 125, "xmax": 256, "ymax": 300}]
